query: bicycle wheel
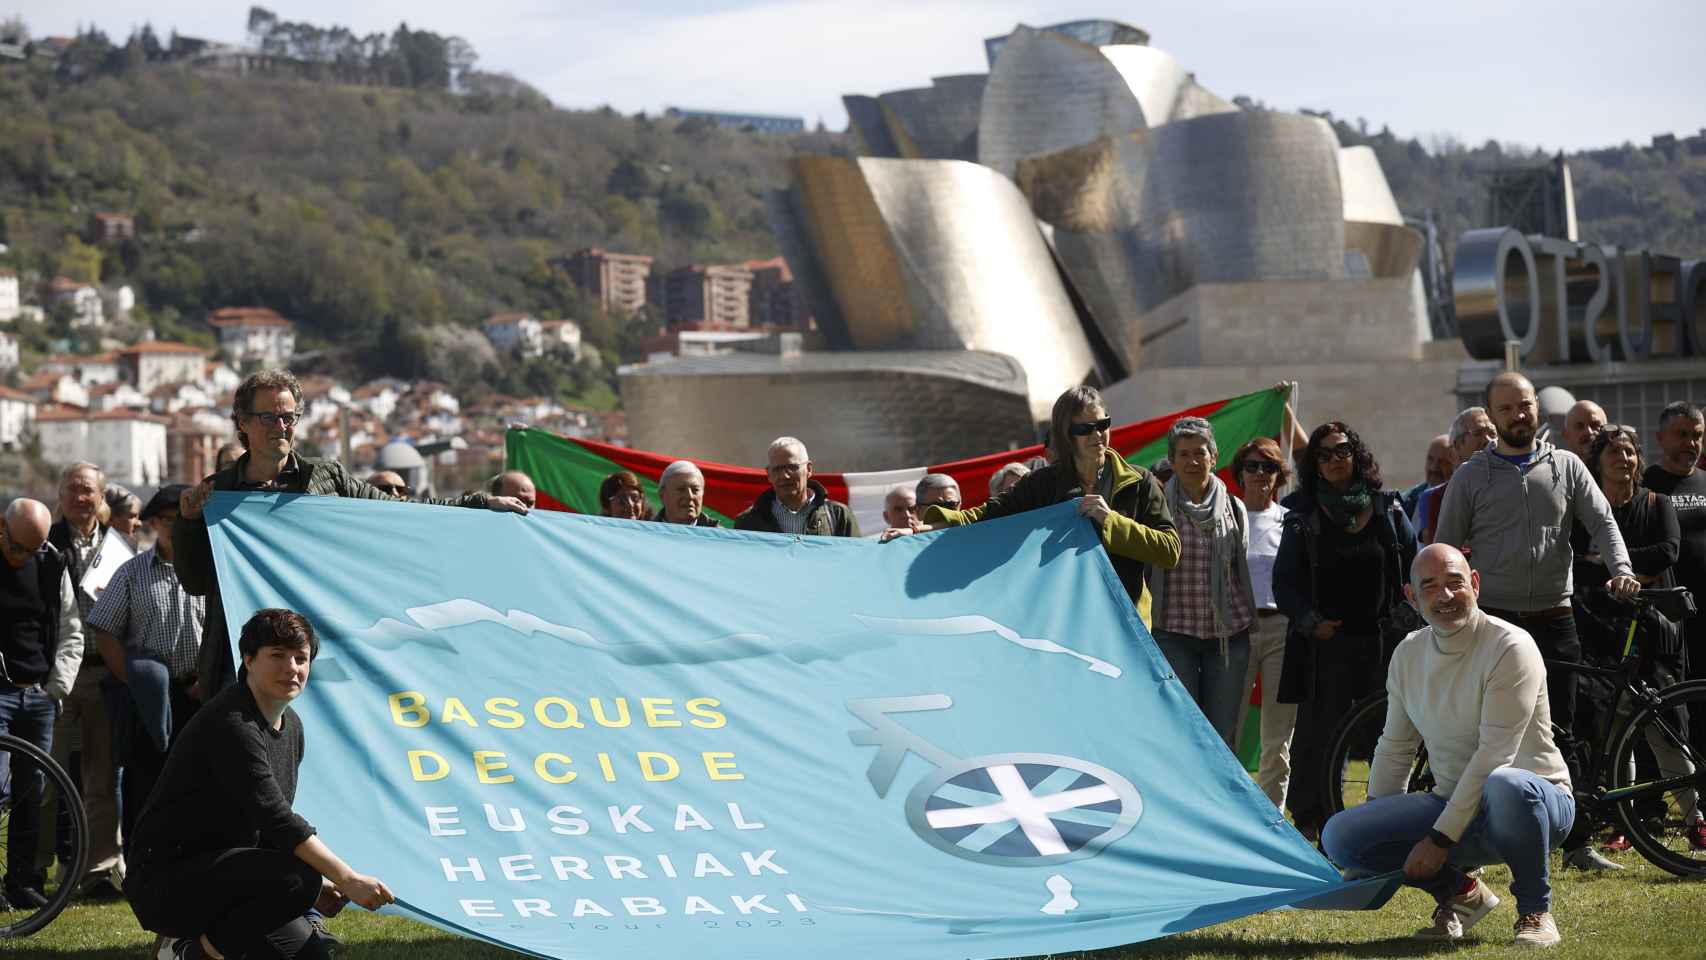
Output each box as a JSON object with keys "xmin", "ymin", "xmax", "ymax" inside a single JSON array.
[
  {"xmin": 1324, "ymin": 691, "xmax": 1432, "ymax": 815},
  {"xmin": 1607, "ymin": 680, "xmax": 1706, "ymax": 878},
  {"xmin": 0, "ymin": 732, "xmax": 88, "ymax": 938}
]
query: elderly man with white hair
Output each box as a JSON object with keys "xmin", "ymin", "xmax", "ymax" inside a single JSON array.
[
  {"xmin": 654, "ymin": 461, "xmax": 718, "ymax": 527},
  {"xmin": 875, "ymin": 483, "xmax": 922, "ymax": 542},
  {"xmin": 734, "ymin": 437, "xmax": 858, "ymax": 537},
  {"xmin": 915, "ymin": 473, "xmax": 962, "ymax": 511}
]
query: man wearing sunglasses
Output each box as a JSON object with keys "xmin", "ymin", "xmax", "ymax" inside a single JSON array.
[
  {"xmin": 366, "ymin": 471, "xmax": 412, "ymax": 500},
  {"xmin": 173, "ymin": 370, "xmax": 533, "ymax": 696},
  {"xmin": 0, "ymin": 498, "xmax": 84, "ymax": 910}
]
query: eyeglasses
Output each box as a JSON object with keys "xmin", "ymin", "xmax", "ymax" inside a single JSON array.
[
  {"xmin": 930, "ymin": 498, "xmax": 961, "ymax": 510},
  {"xmin": 1068, "ymin": 417, "xmax": 1113, "ymax": 437},
  {"xmin": 1316, "ymin": 443, "xmax": 1355, "ymax": 463},
  {"xmin": 247, "ymin": 411, "xmax": 300, "ymax": 428},
  {"xmin": 1242, "ymin": 460, "xmax": 1281, "ymax": 475},
  {"xmin": 767, "ymin": 462, "xmax": 807, "ymax": 477}
]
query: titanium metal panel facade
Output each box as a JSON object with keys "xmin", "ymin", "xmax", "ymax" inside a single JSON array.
[
  {"xmin": 1338, "ymin": 146, "xmax": 1404, "ymax": 225},
  {"xmin": 977, "ymin": 27, "xmax": 1153, "ymax": 178},
  {"xmin": 1014, "ymin": 111, "xmax": 1348, "ymax": 370},
  {"xmin": 984, "ymin": 19, "xmax": 1150, "ymax": 67},
  {"xmin": 770, "ymin": 156, "xmax": 1099, "ymax": 423},
  {"xmin": 877, "ymin": 75, "xmax": 985, "ymax": 161},
  {"xmin": 621, "ymin": 350, "xmax": 1036, "ymax": 469}
]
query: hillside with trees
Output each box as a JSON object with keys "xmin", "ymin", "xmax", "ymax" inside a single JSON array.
[{"xmin": 2, "ymin": 12, "xmax": 1701, "ymax": 411}]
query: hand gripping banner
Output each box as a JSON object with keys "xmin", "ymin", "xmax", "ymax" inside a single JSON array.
[{"xmin": 205, "ymin": 493, "xmax": 1394, "ymax": 960}]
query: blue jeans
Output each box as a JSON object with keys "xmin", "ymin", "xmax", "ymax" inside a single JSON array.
[
  {"xmin": 1153, "ymin": 629, "xmax": 1250, "ymax": 747},
  {"xmin": 0, "ymin": 685, "xmax": 57, "ymax": 890},
  {"xmin": 1322, "ymin": 767, "xmax": 1575, "ymax": 915}
]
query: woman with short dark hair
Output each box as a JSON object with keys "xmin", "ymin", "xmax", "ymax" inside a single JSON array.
[
  {"xmin": 599, "ymin": 470, "xmax": 649, "ymax": 520},
  {"xmin": 1273, "ymin": 421, "xmax": 1417, "ymax": 840},
  {"xmin": 125, "ymin": 609, "xmax": 394, "ymax": 959}
]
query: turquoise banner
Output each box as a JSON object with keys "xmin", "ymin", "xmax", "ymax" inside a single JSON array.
[{"xmin": 204, "ymin": 492, "xmax": 1393, "ymax": 959}]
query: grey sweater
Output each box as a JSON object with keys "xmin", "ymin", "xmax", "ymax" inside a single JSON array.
[{"xmin": 1433, "ymin": 441, "xmax": 1630, "ymax": 612}]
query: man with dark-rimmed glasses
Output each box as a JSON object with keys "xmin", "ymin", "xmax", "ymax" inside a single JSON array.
[{"xmin": 173, "ymin": 369, "xmax": 532, "ymax": 695}]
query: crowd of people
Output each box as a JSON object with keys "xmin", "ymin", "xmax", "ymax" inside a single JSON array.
[{"xmin": 2, "ymin": 366, "xmax": 1703, "ymax": 955}]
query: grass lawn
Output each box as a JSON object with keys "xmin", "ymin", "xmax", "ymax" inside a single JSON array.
[{"xmin": 12, "ymin": 852, "xmax": 1700, "ymax": 960}]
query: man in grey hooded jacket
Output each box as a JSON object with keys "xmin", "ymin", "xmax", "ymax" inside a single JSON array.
[{"xmin": 1433, "ymin": 372, "xmax": 1637, "ymax": 826}]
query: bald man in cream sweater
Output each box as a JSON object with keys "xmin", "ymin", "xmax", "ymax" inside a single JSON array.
[{"xmin": 1323, "ymin": 543, "xmax": 1574, "ymax": 949}]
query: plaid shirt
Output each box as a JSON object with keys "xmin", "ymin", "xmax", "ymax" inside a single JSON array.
[
  {"xmin": 86, "ymin": 548, "xmax": 205, "ymax": 682},
  {"xmin": 1160, "ymin": 510, "xmax": 1255, "ymax": 639}
]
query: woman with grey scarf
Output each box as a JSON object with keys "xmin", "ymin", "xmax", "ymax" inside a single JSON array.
[{"xmin": 1145, "ymin": 417, "xmax": 1256, "ymax": 747}]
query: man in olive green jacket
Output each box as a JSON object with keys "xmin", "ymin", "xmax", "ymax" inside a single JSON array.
[{"xmin": 174, "ymin": 370, "xmax": 529, "ymax": 694}]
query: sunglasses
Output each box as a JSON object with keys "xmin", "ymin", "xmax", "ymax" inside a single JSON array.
[
  {"xmin": 1068, "ymin": 417, "xmax": 1113, "ymax": 437},
  {"xmin": 1242, "ymin": 460, "xmax": 1281, "ymax": 474},
  {"xmin": 931, "ymin": 498, "xmax": 961, "ymax": 510},
  {"xmin": 1316, "ymin": 443, "xmax": 1355, "ymax": 463}
]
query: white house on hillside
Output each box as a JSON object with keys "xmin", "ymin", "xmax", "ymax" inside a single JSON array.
[
  {"xmin": 207, "ymin": 306, "xmax": 296, "ymax": 366},
  {"xmin": 48, "ymin": 278, "xmax": 104, "ymax": 327},
  {"xmin": 119, "ymin": 341, "xmax": 207, "ymax": 393},
  {"xmin": 0, "ymin": 329, "xmax": 18, "ymax": 371},
  {"xmin": 0, "ymin": 384, "xmax": 37, "ymax": 450},
  {"xmin": 0, "ymin": 268, "xmax": 19, "ymax": 322},
  {"xmin": 541, "ymin": 319, "xmax": 583, "ymax": 359},
  {"xmin": 34, "ymin": 407, "xmax": 170, "ymax": 485},
  {"xmin": 482, "ymin": 312, "xmax": 543, "ymax": 357}
]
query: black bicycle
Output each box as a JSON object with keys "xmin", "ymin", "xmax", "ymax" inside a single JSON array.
[
  {"xmin": 0, "ymin": 731, "xmax": 89, "ymax": 937},
  {"xmin": 1323, "ymin": 587, "xmax": 1705, "ymax": 878}
]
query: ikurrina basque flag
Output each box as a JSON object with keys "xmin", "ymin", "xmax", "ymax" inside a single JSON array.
[
  {"xmin": 505, "ymin": 387, "xmax": 1289, "ymax": 535},
  {"xmin": 204, "ymin": 492, "xmax": 1395, "ymax": 960}
]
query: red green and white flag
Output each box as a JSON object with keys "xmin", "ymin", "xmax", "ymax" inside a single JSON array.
[{"xmin": 505, "ymin": 386, "xmax": 1287, "ymax": 532}]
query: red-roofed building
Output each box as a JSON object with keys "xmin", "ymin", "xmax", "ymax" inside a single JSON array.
[
  {"xmin": 118, "ymin": 340, "xmax": 207, "ymax": 393},
  {"xmin": 207, "ymin": 306, "xmax": 296, "ymax": 366},
  {"xmin": 90, "ymin": 212, "xmax": 136, "ymax": 244}
]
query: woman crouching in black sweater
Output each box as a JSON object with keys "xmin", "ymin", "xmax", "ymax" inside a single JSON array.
[{"xmin": 125, "ymin": 609, "xmax": 393, "ymax": 959}]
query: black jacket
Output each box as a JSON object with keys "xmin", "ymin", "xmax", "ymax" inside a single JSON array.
[
  {"xmin": 0, "ymin": 541, "xmax": 74, "ymax": 694},
  {"xmin": 1272, "ymin": 489, "xmax": 1417, "ymax": 704},
  {"xmin": 734, "ymin": 480, "xmax": 859, "ymax": 537},
  {"xmin": 652, "ymin": 508, "xmax": 720, "ymax": 527}
]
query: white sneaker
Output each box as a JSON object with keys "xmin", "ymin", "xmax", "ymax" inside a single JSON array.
[
  {"xmin": 1415, "ymin": 877, "xmax": 1500, "ymax": 940},
  {"xmin": 1562, "ymin": 845, "xmax": 1624, "ymax": 871},
  {"xmin": 1514, "ymin": 911, "xmax": 1562, "ymax": 947}
]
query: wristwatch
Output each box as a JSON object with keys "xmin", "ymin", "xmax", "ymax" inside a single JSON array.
[{"xmin": 1427, "ymin": 828, "xmax": 1456, "ymax": 849}]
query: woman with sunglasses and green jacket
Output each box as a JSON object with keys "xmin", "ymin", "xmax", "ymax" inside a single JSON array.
[{"xmin": 920, "ymin": 385, "xmax": 1181, "ymax": 629}]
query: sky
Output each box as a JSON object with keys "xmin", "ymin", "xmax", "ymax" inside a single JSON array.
[{"xmin": 15, "ymin": 1, "xmax": 1704, "ymax": 153}]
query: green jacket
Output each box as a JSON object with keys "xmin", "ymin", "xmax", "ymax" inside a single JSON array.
[
  {"xmin": 174, "ymin": 452, "xmax": 492, "ymax": 692},
  {"xmin": 925, "ymin": 451, "xmax": 1180, "ymax": 617}
]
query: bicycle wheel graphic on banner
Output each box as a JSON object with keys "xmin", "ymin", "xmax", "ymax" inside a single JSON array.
[{"xmin": 905, "ymin": 753, "xmax": 1143, "ymax": 867}]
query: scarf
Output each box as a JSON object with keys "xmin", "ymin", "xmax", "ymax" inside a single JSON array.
[
  {"xmin": 1317, "ymin": 481, "xmax": 1373, "ymax": 531},
  {"xmin": 1167, "ymin": 473, "xmax": 1238, "ymax": 660}
]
